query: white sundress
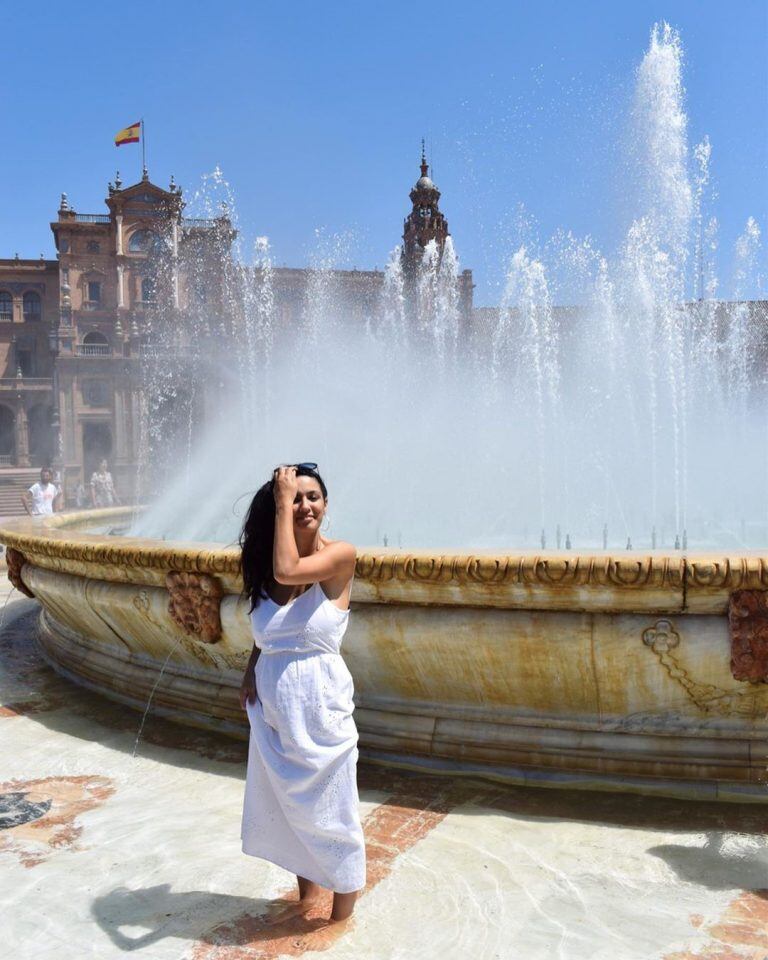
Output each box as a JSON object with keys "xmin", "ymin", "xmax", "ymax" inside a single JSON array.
[{"xmin": 241, "ymin": 581, "xmax": 366, "ymax": 894}]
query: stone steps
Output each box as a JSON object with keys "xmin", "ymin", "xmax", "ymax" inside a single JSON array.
[{"xmin": 0, "ymin": 470, "xmax": 46, "ymax": 516}]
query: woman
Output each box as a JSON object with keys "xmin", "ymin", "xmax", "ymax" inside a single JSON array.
[
  {"xmin": 90, "ymin": 459, "xmax": 118, "ymax": 508},
  {"xmin": 239, "ymin": 463, "xmax": 365, "ymax": 923}
]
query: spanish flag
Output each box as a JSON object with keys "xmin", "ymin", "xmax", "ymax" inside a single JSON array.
[{"xmin": 115, "ymin": 122, "xmax": 141, "ymax": 146}]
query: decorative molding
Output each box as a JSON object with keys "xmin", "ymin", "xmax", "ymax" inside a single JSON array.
[
  {"xmin": 355, "ymin": 553, "xmax": 684, "ymax": 588},
  {"xmin": 124, "ymin": 207, "xmax": 166, "ymax": 218},
  {"xmin": 80, "ymin": 267, "xmax": 107, "ymax": 280},
  {"xmin": 1, "ymin": 513, "xmax": 768, "ymax": 609},
  {"xmin": 166, "ymin": 571, "xmax": 223, "ymax": 643},
  {"xmin": 127, "ymin": 193, "xmax": 164, "ymax": 205},
  {"xmin": 687, "ymin": 558, "xmax": 768, "ymax": 590},
  {"xmin": 0, "ymin": 529, "xmax": 241, "ymax": 576},
  {"xmin": 642, "ymin": 617, "xmax": 768, "ymax": 716},
  {"xmin": 0, "ymin": 283, "xmax": 47, "ymax": 294},
  {"xmin": 729, "ymin": 589, "xmax": 768, "ymax": 683},
  {"xmin": 6, "ymin": 548, "xmax": 35, "ymax": 598}
]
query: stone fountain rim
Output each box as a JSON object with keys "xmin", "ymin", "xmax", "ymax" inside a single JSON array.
[{"xmin": 1, "ymin": 509, "xmax": 767, "ymax": 606}]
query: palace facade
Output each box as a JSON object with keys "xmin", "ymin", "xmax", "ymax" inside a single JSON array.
[{"xmin": 0, "ymin": 155, "xmax": 474, "ymax": 513}]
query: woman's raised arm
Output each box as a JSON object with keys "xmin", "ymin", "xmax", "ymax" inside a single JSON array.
[
  {"xmin": 274, "ymin": 539, "xmax": 356, "ymax": 585},
  {"xmin": 272, "ymin": 465, "xmax": 355, "ymax": 585}
]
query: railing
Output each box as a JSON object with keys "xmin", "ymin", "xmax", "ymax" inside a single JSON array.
[
  {"xmin": 139, "ymin": 344, "xmax": 194, "ymax": 360},
  {"xmin": 181, "ymin": 218, "xmax": 217, "ymax": 229},
  {"xmin": 0, "ymin": 455, "xmax": 13, "ymax": 466},
  {"xmin": 71, "ymin": 214, "xmax": 218, "ymax": 228},
  {"xmin": 76, "ymin": 344, "xmax": 111, "ymax": 357},
  {"xmin": 0, "ymin": 378, "xmax": 52, "ymax": 389}
]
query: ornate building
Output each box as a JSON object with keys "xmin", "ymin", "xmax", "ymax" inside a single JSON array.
[
  {"xmin": 0, "ymin": 153, "xmax": 474, "ymax": 512},
  {"xmin": 402, "ymin": 144, "xmax": 451, "ymax": 274},
  {"xmin": 401, "ymin": 143, "xmax": 473, "ymax": 323},
  {"xmin": 0, "ymin": 256, "xmax": 59, "ymax": 515}
]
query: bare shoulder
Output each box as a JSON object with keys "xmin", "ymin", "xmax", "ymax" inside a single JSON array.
[
  {"xmin": 319, "ymin": 538, "xmax": 357, "ymax": 563},
  {"xmin": 318, "ymin": 539, "xmax": 357, "ymax": 606}
]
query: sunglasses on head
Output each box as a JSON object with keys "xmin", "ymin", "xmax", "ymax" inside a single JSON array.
[{"xmin": 273, "ymin": 462, "xmax": 317, "ymax": 471}]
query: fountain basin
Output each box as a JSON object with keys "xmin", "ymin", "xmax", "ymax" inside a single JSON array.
[{"xmin": 2, "ymin": 509, "xmax": 767, "ymax": 802}]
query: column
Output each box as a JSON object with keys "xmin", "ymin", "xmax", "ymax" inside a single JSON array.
[
  {"xmin": 60, "ymin": 380, "xmax": 75, "ymax": 467},
  {"xmin": 129, "ymin": 389, "xmax": 142, "ymax": 461},
  {"xmin": 115, "ymin": 215, "xmax": 123, "ymax": 255},
  {"xmin": 15, "ymin": 405, "xmax": 30, "ymax": 467},
  {"xmin": 113, "ymin": 388, "xmax": 128, "ymax": 460},
  {"xmin": 116, "ymin": 265, "xmax": 124, "ymax": 308}
]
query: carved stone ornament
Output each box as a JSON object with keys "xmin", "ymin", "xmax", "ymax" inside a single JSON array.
[
  {"xmin": 166, "ymin": 571, "xmax": 223, "ymax": 644},
  {"xmin": 6, "ymin": 548, "xmax": 34, "ymax": 598},
  {"xmin": 642, "ymin": 618, "xmax": 681, "ymax": 653},
  {"xmin": 642, "ymin": 616, "xmax": 768, "ymax": 716},
  {"xmin": 728, "ymin": 589, "xmax": 768, "ymax": 683}
]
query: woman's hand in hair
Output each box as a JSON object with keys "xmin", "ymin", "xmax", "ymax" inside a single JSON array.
[{"xmin": 273, "ymin": 465, "xmax": 299, "ymax": 505}]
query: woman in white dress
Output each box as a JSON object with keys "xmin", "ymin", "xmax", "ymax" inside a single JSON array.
[{"xmin": 238, "ymin": 463, "xmax": 365, "ymax": 922}]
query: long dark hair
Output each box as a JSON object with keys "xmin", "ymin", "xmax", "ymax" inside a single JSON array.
[{"xmin": 239, "ymin": 465, "xmax": 329, "ymax": 611}]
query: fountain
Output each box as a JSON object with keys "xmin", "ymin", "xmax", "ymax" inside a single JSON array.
[{"xmin": 2, "ymin": 23, "xmax": 767, "ymax": 801}]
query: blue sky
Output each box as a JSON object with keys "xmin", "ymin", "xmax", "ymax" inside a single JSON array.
[{"xmin": 1, "ymin": 0, "xmax": 766, "ymax": 304}]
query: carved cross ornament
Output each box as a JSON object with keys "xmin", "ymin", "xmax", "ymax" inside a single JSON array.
[
  {"xmin": 166, "ymin": 571, "xmax": 223, "ymax": 644},
  {"xmin": 729, "ymin": 589, "xmax": 768, "ymax": 683}
]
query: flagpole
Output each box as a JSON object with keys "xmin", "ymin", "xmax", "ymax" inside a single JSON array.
[{"xmin": 141, "ymin": 118, "xmax": 146, "ymax": 178}]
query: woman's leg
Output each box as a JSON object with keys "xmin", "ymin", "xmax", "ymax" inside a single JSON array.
[
  {"xmin": 297, "ymin": 875, "xmax": 322, "ymax": 901},
  {"xmin": 330, "ymin": 890, "xmax": 358, "ymax": 921}
]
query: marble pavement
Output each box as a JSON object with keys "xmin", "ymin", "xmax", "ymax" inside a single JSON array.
[{"xmin": 2, "ymin": 584, "xmax": 768, "ymax": 960}]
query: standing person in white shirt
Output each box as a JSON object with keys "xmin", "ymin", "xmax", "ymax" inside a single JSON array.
[{"xmin": 21, "ymin": 467, "xmax": 63, "ymax": 516}]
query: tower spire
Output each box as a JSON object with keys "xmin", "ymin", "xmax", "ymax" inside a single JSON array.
[{"xmin": 401, "ymin": 142, "xmax": 448, "ymax": 282}]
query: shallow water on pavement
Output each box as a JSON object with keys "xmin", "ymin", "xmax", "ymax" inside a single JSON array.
[{"xmin": 2, "ymin": 587, "xmax": 767, "ymax": 960}]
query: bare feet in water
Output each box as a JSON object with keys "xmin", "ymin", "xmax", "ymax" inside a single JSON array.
[
  {"xmin": 297, "ymin": 875, "xmax": 323, "ymax": 903},
  {"xmin": 330, "ymin": 890, "xmax": 358, "ymax": 922}
]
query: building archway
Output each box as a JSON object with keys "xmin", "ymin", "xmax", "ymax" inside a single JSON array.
[
  {"xmin": 82, "ymin": 422, "xmax": 113, "ymax": 484},
  {"xmin": 0, "ymin": 406, "xmax": 15, "ymax": 464},
  {"xmin": 128, "ymin": 229, "xmax": 158, "ymax": 253},
  {"xmin": 28, "ymin": 404, "xmax": 54, "ymax": 467}
]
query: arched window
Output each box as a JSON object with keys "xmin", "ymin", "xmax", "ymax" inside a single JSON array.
[
  {"xmin": 128, "ymin": 229, "xmax": 156, "ymax": 253},
  {"xmin": 23, "ymin": 291, "xmax": 41, "ymax": 320},
  {"xmin": 0, "ymin": 292, "xmax": 11, "ymax": 321},
  {"xmin": 141, "ymin": 276, "xmax": 156, "ymax": 302},
  {"xmin": 80, "ymin": 331, "xmax": 110, "ymax": 357}
]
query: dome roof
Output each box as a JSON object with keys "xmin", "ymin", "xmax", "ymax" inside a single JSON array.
[{"xmin": 415, "ymin": 175, "xmax": 436, "ymax": 191}]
